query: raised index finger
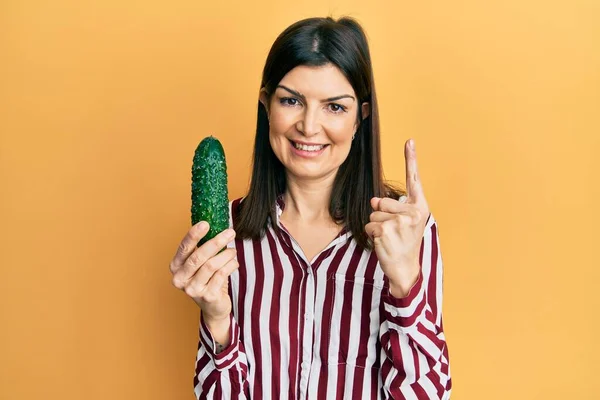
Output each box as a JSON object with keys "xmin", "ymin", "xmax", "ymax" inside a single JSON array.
[{"xmin": 405, "ymin": 138, "xmax": 423, "ymax": 201}]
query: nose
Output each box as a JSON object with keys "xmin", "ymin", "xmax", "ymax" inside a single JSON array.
[{"xmin": 296, "ymin": 106, "xmax": 321, "ymax": 137}]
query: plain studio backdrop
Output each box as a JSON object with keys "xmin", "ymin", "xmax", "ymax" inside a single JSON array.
[{"xmin": 1, "ymin": 1, "xmax": 598, "ymax": 399}]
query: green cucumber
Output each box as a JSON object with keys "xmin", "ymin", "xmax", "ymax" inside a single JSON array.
[{"xmin": 191, "ymin": 135, "xmax": 229, "ymax": 247}]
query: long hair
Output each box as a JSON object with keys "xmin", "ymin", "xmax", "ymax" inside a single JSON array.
[{"xmin": 234, "ymin": 16, "xmax": 405, "ymax": 251}]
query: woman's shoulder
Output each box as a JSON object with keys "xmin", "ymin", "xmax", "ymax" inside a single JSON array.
[{"xmin": 228, "ymin": 196, "xmax": 246, "ymax": 208}]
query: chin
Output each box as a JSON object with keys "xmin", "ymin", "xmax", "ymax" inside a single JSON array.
[{"xmin": 287, "ymin": 163, "xmax": 339, "ymax": 180}]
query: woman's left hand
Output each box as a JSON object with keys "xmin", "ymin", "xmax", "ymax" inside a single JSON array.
[{"xmin": 365, "ymin": 139, "xmax": 430, "ymax": 298}]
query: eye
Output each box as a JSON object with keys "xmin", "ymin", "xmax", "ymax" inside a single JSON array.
[
  {"xmin": 280, "ymin": 97, "xmax": 300, "ymax": 107},
  {"xmin": 328, "ymin": 103, "xmax": 347, "ymax": 114}
]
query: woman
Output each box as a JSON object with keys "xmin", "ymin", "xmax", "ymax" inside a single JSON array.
[{"xmin": 170, "ymin": 16, "xmax": 451, "ymax": 399}]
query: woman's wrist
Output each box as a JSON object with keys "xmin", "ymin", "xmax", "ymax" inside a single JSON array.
[
  {"xmin": 203, "ymin": 313, "xmax": 232, "ymax": 349},
  {"xmin": 388, "ymin": 262, "xmax": 421, "ymax": 298}
]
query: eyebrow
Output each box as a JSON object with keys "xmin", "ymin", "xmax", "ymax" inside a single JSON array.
[{"xmin": 276, "ymin": 85, "xmax": 356, "ymax": 102}]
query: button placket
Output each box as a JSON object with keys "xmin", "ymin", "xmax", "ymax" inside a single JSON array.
[{"xmin": 298, "ymin": 264, "xmax": 316, "ymax": 399}]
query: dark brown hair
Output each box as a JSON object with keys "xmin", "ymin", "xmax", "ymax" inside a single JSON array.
[{"xmin": 234, "ymin": 16, "xmax": 405, "ymax": 251}]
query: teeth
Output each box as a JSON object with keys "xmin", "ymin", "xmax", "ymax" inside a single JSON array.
[{"xmin": 293, "ymin": 142, "xmax": 326, "ymax": 152}]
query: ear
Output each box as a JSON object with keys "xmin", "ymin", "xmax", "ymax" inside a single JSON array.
[
  {"xmin": 259, "ymin": 88, "xmax": 270, "ymax": 114},
  {"xmin": 361, "ymin": 102, "xmax": 370, "ymax": 120}
]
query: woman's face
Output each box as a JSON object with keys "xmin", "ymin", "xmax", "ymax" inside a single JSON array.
[{"xmin": 260, "ymin": 63, "xmax": 369, "ymax": 183}]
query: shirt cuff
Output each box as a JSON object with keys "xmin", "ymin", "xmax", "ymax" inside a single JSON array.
[
  {"xmin": 382, "ymin": 269, "xmax": 427, "ymax": 329},
  {"xmin": 199, "ymin": 313, "xmax": 240, "ymax": 371}
]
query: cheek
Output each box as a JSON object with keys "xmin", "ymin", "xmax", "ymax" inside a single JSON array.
[
  {"xmin": 270, "ymin": 110, "xmax": 296, "ymax": 132},
  {"xmin": 268, "ymin": 122, "xmax": 288, "ymax": 148},
  {"xmin": 268, "ymin": 126, "xmax": 289, "ymax": 158},
  {"xmin": 328, "ymin": 121, "xmax": 355, "ymax": 143},
  {"xmin": 328, "ymin": 113, "xmax": 357, "ymax": 135}
]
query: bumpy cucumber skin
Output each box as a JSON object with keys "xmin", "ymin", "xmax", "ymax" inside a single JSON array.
[{"xmin": 191, "ymin": 136, "xmax": 229, "ymax": 247}]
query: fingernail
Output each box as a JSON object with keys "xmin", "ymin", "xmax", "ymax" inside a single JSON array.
[
  {"xmin": 199, "ymin": 221, "xmax": 208, "ymax": 230},
  {"xmin": 225, "ymin": 229, "xmax": 236, "ymax": 239},
  {"xmin": 410, "ymin": 139, "xmax": 415, "ymax": 149}
]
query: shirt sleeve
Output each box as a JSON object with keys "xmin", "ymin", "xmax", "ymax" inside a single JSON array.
[
  {"xmin": 193, "ymin": 312, "xmax": 250, "ymax": 399},
  {"xmin": 379, "ymin": 213, "xmax": 452, "ymax": 399}
]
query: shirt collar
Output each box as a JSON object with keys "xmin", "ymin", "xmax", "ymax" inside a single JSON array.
[
  {"xmin": 274, "ymin": 193, "xmax": 287, "ymax": 228},
  {"xmin": 273, "ymin": 193, "xmax": 350, "ymax": 239}
]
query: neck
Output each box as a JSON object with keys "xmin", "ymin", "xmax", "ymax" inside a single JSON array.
[{"xmin": 281, "ymin": 175, "xmax": 337, "ymax": 226}]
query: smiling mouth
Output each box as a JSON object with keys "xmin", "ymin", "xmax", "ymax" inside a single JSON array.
[{"xmin": 289, "ymin": 139, "xmax": 330, "ymax": 152}]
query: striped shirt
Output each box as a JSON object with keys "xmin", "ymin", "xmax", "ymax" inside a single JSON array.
[{"xmin": 193, "ymin": 195, "xmax": 452, "ymax": 399}]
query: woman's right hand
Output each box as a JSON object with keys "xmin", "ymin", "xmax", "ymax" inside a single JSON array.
[{"xmin": 169, "ymin": 221, "xmax": 238, "ymax": 323}]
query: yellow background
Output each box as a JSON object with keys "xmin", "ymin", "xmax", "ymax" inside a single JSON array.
[{"xmin": 1, "ymin": 0, "xmax": 598, "ymax": 399}]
